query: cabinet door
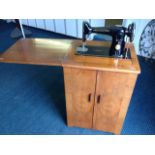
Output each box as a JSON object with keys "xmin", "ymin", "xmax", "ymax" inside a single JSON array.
[
  {"xmin": 64, "ymin": 68, "xmax": 97, "ymax": 129},
  {"xmin": 93, "ymin": 71, "xmax": 137, "ymax": 134}
]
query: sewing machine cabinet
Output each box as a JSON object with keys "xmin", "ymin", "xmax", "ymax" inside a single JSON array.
[{"xmin": 0, "ymin": 39, "xmax": 140, "ymax": 134}]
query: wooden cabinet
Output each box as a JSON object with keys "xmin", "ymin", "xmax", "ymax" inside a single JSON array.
[
  {"xmin": 0, "ymin": 39, "xmax": 140, "ymax": 134},
  {"xmin": 64, "ymin": 68, "xmax": 138, "ymax": 134}
]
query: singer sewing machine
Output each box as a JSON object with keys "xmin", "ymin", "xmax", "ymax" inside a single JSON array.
[{"xmin": 76, "ymin": 21, "xmax": 135, "ymax": 59}]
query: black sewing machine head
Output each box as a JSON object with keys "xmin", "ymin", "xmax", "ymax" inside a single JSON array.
[{"xmin": 76, "ymin": 21, "xmax": 135, "ymax": 59}]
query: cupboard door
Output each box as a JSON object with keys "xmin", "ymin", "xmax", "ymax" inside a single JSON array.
[
  {"xmin": 93, "ymin": 71, "xmax": 137, "ymax": 134},
  {"xmin": 64, "ymin": 68, "xmax": 97, "ymax": 129}
]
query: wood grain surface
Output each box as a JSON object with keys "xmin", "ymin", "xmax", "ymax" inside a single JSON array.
[
  {"xmin": 64, "ymin": 67, "xmax": 97, "ymax": 129},
  {"xmin": 0, "ymin": 38, "xmax": 140, "ymax": 74},
  {"xmin": 92, "ymin": 71, "xmax": 138, "ymax": 134},
  {"xmin": 0, "ymin": 39, "xmax": 73, "ymax": 66}
]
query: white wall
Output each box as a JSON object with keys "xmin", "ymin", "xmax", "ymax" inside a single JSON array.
[
  {"xmin": 21, "ymin": 19, "xmax": 105, "ymax": 38},
  {"xmin": 65, "ymin": 19, "xmax": 77, "ymax": 37}
]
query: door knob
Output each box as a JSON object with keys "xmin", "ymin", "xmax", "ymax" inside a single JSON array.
[
  {"xmin": 88, "ymin": 93, "xmax": 91, "ymax": 102},
  {"xmin": 97, "ymin": 95, "xmax": 101, "ymax": 104}
]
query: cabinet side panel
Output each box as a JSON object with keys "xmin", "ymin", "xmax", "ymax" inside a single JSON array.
[
  {"xmin": 63, "ymin": 67, "xmax": 97, "ymax": 129},
  {"xmin": 114, "ymin": 74, "xmax": 138, "ymax": 134}
]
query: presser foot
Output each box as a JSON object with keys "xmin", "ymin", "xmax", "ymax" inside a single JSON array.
[{"xmin": 76, "ymin": 42, "xmax": 88, "ymax": 53}]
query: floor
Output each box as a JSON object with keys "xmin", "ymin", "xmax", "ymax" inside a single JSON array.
[{"xmin": 0, "ymin": 20, "xmax": 155, "ymax": 135}]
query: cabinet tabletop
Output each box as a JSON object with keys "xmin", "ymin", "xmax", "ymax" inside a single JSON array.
[{"xmin": 0, "ymin": 38, "xmax": 140, "ymax": 74}]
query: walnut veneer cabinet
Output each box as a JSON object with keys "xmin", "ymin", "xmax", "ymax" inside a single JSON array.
[{"xmin": 0, "ymin": 39, "xmax": 140, "ymax": 134}]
